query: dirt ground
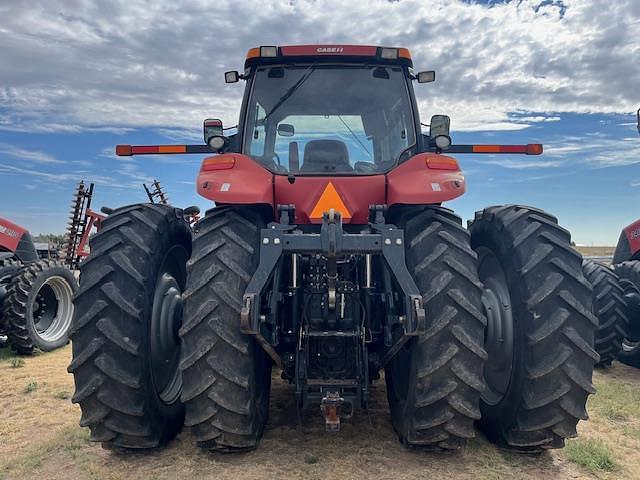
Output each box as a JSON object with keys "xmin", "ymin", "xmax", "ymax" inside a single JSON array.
[
  {"xmin": 1, "ymin": 346, "xmax": 639, "ymax": 480},
  {"xmin": 575, "ymin": 246, "xmax": 615, "ymax": 258}
]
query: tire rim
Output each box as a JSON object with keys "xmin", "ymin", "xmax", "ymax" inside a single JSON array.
[
  {"xmin": 33, "ymin": 275, "xmax": 74, "ymax": 342},
  {"xmin": 477, "ymin": 247, "xmax": 514, "ymax": 406},
  {"xmin": 150, "ymin": 245, "xmax": 186, "ymax": 406},
  {"xmin": 622, "ymin": 339, "xmax": 640, "ymax": 353}
]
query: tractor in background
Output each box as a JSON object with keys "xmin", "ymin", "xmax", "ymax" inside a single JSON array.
[
  {"xmin": 581, "ymin": 107, "xmax": 640, "ymax": 368},
  {"xmin": 605, "ymin": 110, "xmax": 640, "ymax": 366},
  {"xmin": 0, "ymin": 216, "xmax": 77, "ymax": 353},
  {"xmin": 69, "ymin": 44, "xmax": 598, "ymax": 454}
]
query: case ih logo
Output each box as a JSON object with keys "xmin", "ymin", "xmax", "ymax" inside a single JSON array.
[
  {"xmin": 631, "ymin": 227, "xmax": 640, "ymax": 240},
  {"xmin": 0, "ymin": 225, "xmax": 19, "ymax": 238},
  {"xmin": 317, "ymin": 47, "xmax": 344, "ymax": 53}
]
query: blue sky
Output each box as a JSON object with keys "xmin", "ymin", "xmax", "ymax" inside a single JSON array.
[{"xmin": 1, "ymin": 0, "xmax": 639, "ymax": 244}]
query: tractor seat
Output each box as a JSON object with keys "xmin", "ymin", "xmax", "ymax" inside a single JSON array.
[{"xmin": 301, "ymin": 140, "xmax": 352, "ymax": 173}]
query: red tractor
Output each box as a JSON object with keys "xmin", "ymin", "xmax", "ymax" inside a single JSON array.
[
  {"xmin": 582, "ymin": 109, "xmax": 640, "ymax": 368},
  {"xmin": 69, "ymin": 45, "xmax": 597, "ymax": 453},
  {"xmin": 0, "ymin": 217, "xmax": 77, "ymax": 353}
]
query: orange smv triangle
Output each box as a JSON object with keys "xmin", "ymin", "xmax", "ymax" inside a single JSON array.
[{"xmin": 309, "ymin": 182, "xmax": 352, "ymax": 221}]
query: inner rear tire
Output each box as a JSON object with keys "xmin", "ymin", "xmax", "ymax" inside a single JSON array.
[
  {"xmin": 386, "ymin": 206, "xmax": 487, "ymax": 450},
  {"xmin": 4, "ymin": 260, "xmax": 77, "ymax": 354},
  {"xmin": 613, "ymin": 261, "xmax": 640, "ymax": 368},
  {"xmin": 180, "ymin": 206, "xmax": 272, "ymax": 452},
  {"xmin": 470, "ymin": 205, "xmax": 598, "ymax": 451},
  {"xmin": 68, "ymin": 204, "xmax": 191, "ymax": 449},
  {"xmin": 582, "ymin": 260, "xmax": 628, "ymax": 367}
]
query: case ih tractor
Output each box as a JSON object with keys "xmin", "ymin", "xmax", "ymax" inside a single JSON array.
[
  {"xmin": 69, "ymin": 45, "xmax": 598, "ymax": 453},
  {"xmin": 606, "ymin": 108, "xmax": 640, "ymax": 367},
  {"xmin": 0, "ymin": 217, "xmax": 77, "ymax": 353}
]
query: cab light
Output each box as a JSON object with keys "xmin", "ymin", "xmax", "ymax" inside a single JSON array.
[
  {"xmin": 260, "ymin": 46, "xmax": 278, "ymax": 57},
  {"xmin": 201, "ymin": 156, "xmax": 236, "ymax": 171},
  {"xmin": 380, "ymin": 47, "xmax": 398, "ymax": 59},
  {"xmin": 426, "ymin": 156, "xmax": 459, "ymax": 170}
]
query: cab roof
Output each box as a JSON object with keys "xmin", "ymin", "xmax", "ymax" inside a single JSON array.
[{"xmin": 244, "ymin": 45, "xmax": 413, "ymax": 68}]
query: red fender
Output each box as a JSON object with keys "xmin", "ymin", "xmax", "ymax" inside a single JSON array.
[
  {"xmin": 0, "ymin": 217, "xmax": 27, "ymax": 253},
  {"xmin": 197, "ymin": 154, "xmax": 274, "ymax": 206},
  {"xmin": 623, "ymin": 219, "xmax": 640, "ymax": 256},
  {"xmin": 386, "ymin": 153, "xmax": 466, "ymax": 206}
]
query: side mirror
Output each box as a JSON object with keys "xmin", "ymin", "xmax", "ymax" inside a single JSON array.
[
  {"xmin": 277, "ymin": 123, "xmax": 295, "ymax": 137},
  {"xmin": 429, "ymin": 114, "xmax": 451, "ymax": 150},
  {"xmin": 203, "ymin": 118, "xmax": 227, "ymax": 151},
  {"xmin": 417, "ymin": 71, "xmax": 436, "ymax": 83},
  {"xmin": 225, "ymin": 71, "xmax": 240, "ymax": 83}
]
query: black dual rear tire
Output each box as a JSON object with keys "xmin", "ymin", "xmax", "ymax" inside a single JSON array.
[
  {"xmin": 470, "ymin": 205, "xmax": 597, "ymax": 451},
  {"xmin": 0, "ymin": 258, "xmax": 21, "ymax": 335},
  {"xmin": 179, "ymin": 206, "xmax": 272, "ymax": 452},
  {"xmin": 582, "ymin": 260, "xmax": 628, "ymax": 367},
  {"xmin": 68, "ymin": 204, "xmax": 191, "ymax": 449},
  {"xmin": 386, "ymin": 206, "xmax": 487, "ymax": 450},
  {"xmin": 613, "ymin": 261, "xmax": 640, "ymax": 368}
]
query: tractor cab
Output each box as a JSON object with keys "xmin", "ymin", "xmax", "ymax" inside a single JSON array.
[
  {"xmin": 212, "ymin": 46, "xmax": 441, "ymax": 176},
  {"xmin": 233, "ymin": 46, "xmax": 425, "ymax": 176}
]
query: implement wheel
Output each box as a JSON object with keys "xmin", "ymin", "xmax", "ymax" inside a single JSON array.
[
  {"xmin": 470, "ymin": 205, "xmax": 597, "ymax": 451},
  {"xmin": 4, "ymin": 259, "xmax": 77, "ymax": 354},
  {"xmin": 68, "ymin": 204, "xmax": 191, "ymax": 449},
  {"xmin": 613, "ymin": 261, "xmax": 640, "ymax": 368},
  {"xmin": 180, "ymin": 206, "xmax": 272, "ymax": 452},
  {"xmin": 582, "ymin": 260, "xmax": 628, "ymax": 367},
  {"xmin": 386, "ymin": 206, "xmax": 487, "ymax": 450}
]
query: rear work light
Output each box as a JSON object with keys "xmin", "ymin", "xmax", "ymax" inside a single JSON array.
[
  {"xmin": 380, "ymin": 47, "xmax": 399, "ymax": 59},
  {"xmin": 201, "ymin": 156, "xmax": 235, "ymax": 171},
  {"xmin": 379, "ymin": 47, "xmax": 412, "ymax": 60},
  {"xmin": 246, "ymin": 46, "xmax": 279, "ymax": 60}
]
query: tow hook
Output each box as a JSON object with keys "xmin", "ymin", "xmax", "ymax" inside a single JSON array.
[{"xmin": 320, "ymin": 391, "xmax": 353, "ymax": 432}]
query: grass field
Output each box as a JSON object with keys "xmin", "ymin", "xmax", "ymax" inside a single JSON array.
[{"xmin": 1, "ymin": 345, "xmax": 638, "ymax": 480}]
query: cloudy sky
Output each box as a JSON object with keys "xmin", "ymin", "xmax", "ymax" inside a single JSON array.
[{"xmin": 0, "ymin": 0, "xmax": 638, "ymax": 244}]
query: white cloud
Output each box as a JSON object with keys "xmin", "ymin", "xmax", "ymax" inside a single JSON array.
[
  {"xmin": 482, "ymin": 158, "xmax": 564, "ymax": 169},
  {"xmin": 0, "ymin": 0, "xmax": 638, "ymax": 133},
  {"xmin": 544, "ymin": 135, "xmax": 640, "ymax": 168},
  {"xmin": 0, "ymin": 142, "xmax": 63, "ymax": 164}
]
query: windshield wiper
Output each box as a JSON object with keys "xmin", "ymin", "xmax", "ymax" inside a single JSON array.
[
  {"xmin": 263, "ymin": 65, "xmax": 317, "ymax": 122},
  {"xmin": 337, "ymin": 115, "xmax": 372, "ymax": 160}
]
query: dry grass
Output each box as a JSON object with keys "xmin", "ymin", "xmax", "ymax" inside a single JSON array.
[{"xmin": 1, "ymin": 346, "xmax": 638, "ymax": 480}]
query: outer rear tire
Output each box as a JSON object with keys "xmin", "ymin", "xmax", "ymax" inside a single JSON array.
[
  {"xmin": 470, "ymin": 205, "xmax": 598, "ymax": 451},
  {"xmin": 613, "ymin": 261, "xmax": 640, "ymax": 368},
  {"xmin": 0, "ymin": 258, "xmax": 22, "ymax": 334},
  {"xmin": 4, "ymin": 260, "xmax": 77, "ymax": 354},
  {"xmin": 68, "ymin": 204, "xmax": 191, "ymax": 449},
  {"xmin": 386, "ymin": 206, "xmax": 487, "ymax": 450},
  {"xmin": 582, "ymin": 260, "xmax": 628, "ymax": 367},
  {"xmin": 180, "ymin": 206, "xmax": 272, "ymax": 452}
]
